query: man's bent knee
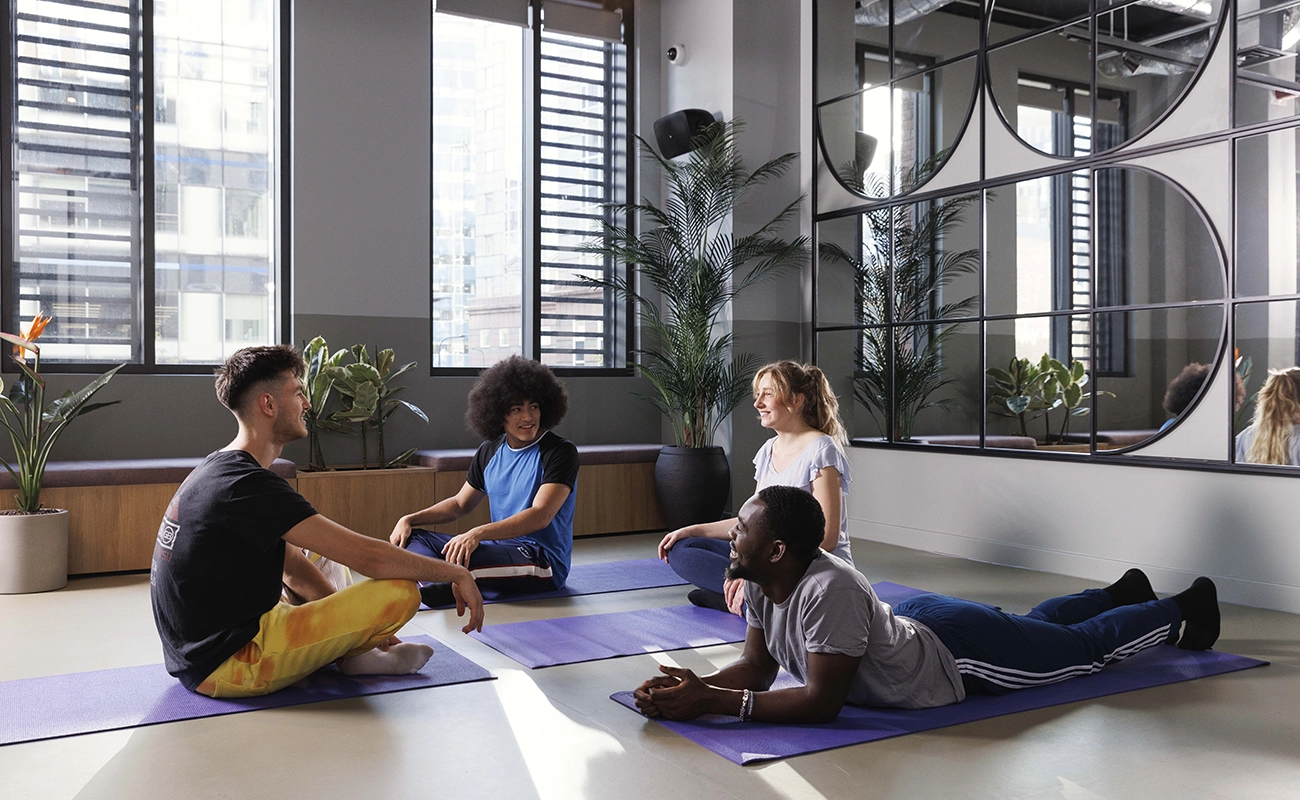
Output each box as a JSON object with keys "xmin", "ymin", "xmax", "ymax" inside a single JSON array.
[{"xmin": 366, "ymin": 578, "xmax": 421, "ymax": 625}]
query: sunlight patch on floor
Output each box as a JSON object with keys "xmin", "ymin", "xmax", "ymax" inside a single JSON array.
[{"xmin": 494, "ymin": 669, "xmax": 625, "ymax": 800}]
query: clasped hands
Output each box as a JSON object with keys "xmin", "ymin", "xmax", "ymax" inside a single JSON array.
[{"xmin": 632, "ymin": 665, "xmax": 730, "ymax": 721}]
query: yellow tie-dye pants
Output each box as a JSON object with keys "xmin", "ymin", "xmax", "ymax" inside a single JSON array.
[{"xmin": 196, "ymin": 578, "xmax": 421, "ymax": 698}]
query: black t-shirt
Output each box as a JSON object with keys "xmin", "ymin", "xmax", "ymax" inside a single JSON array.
[{"xmin": 150, "ymin": 450, "xmax": 318, "ymax": 689}]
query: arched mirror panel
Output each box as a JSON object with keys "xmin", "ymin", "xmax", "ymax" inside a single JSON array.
[
  {"xmin": 813, "ymin": 1, "xmax": 1300, "ymax": 472},
  {"xmin": 1093, "ymin": 304, "xmax": 1225, "ymax": 451},
  {"xmin": 816, "ymin": 0, "xmax": 980, "ymax": 199},
  {"xmin": 986, "ymin": 0, "xmax": 1225, "ymax": 157}
]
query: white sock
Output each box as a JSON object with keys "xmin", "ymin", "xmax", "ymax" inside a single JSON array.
[{"xmin": 338, "ymin": 642, "xmax": 434, "ymax": 676}]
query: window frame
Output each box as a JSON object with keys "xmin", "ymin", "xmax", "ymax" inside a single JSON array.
[
  {"xmin": 0, "ymin": 0, "xmax": 292, "ymax": 375},
  {"xmin": 428, "ymin": 0, "xmax": 635, "ymax": 377}
]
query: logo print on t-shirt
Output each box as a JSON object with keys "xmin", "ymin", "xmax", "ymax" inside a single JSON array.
[{"xmin": 157, "ymin": 517, "xmax": 179, "ymax": 551}]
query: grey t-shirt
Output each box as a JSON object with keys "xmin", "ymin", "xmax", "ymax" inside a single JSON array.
[{"xmin": 744, "ymin": 553, "xmax": 965, "ymax": 710}]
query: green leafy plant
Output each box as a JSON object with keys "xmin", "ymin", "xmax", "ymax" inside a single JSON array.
[
  {"xmin": 819, "ymin": 183, "xmax": 979, "ymax": 441},
  {"xmin": 324, "ymin": 345, "xmax": 427, "ymax": 469},
  {"xmin": 302, "ymin": 336, "xmax": 349, "ymax": 472},
  {"xmin": 986, "ymin": 356, "xmax": 1052, "ymax": 438},
  {"xmin": 0, "ymin": 313, "xmax": 122, "ymax": 512},
  {"xmin": 580, "ymin": 119, "xmax": 809, "ymax": 446},
  {"xmin": 986, "ymin": 354, "xmax": 1114, "ymax": 444}
]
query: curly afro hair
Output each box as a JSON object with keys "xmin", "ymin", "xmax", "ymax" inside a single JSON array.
[
  {"xmin": 1162, "ymin": 363, "xmax": 1210, "ymax": 417},
  {"xmin": 465, "ymin": 355, "xmax": 569, "ymax": 440},
  {"xmin": 755, "ymin": 485, "xmax": 825, "ymax": 563}
]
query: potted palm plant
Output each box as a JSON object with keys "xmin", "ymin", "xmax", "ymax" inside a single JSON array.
[
  {"xmin": 819, "ymin": 189, "xmax": 979, "ymax": 441},
  {"xmin": 0, "ymin": 313, "xmax": 122, "ymax": 593},
  {"xmin": 582, "ymin": 119, "xmax": 808, "ymax": 529}
]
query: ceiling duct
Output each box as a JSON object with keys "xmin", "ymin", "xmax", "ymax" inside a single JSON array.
[{"xmin": 854, "ymin": 0, "xmax": 958, "ymax": 27}]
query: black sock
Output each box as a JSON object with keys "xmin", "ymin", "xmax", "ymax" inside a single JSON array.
[
  {"xmin": 687, "ymin": 588, "xmax": 729, "ymax": 613},
  {"xmin": 1171, "ymin": 577, "xmax": 1220, "ymax": 651},
  {"xmin": 1102, "ymin": 568, "xmax": 1157, "ymax": 607},
  {"xmin": 419, "ymin": 582, "xmax": 455, "ymax": 608}
]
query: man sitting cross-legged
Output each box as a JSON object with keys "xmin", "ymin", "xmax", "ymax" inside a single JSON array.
[
  {"xmin": 150, "ymin": 345, "xmax": 485, "ymax": 699},
  {"xmin": 391, "ymin": 355, "xmax": 578, "ymax": 607},
  {"xmin": 634, "ymin": 485, "xmax": 1220, "ymax": 723}
]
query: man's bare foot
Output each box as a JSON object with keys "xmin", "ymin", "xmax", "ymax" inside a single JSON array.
[{"xmin": 338, "ymin": 642, "xmax": 435, "ymax": 675}]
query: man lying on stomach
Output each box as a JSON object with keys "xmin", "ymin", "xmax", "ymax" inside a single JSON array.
[{"xmin": 634, "ymin": 485, "xmax": 1219, "ymax": 723}]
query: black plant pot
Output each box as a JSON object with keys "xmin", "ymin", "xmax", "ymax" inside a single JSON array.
[{"xmin": 654, "ymin": 445, "xmax": 731, "ymax": 531}]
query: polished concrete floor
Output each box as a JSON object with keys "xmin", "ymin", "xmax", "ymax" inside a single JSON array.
[{"xmin": 2, "ymin": 534, "xmax": 1298, "ymax": 800}]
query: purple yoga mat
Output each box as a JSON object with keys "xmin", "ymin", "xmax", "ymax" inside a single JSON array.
[
  {"xmin": 473, "ymin": 605, "xmax": 749, "ymax": 668},
  {"xmin": 0, "ymin": 635, "xmax": 492, "ymax": 747},
  {"xmin": 468, "ymin": 581, "xmax": 931, "ymax": 668},
  {"xmin": 421, "ymin": 558, "xmax": 688, "ymax": 610},
  {"xmin": 612, "ymin": 643, "xmax": 1268, "ymax": 765}
]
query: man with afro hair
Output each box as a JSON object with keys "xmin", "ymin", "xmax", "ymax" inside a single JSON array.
[{"xmin": 392, "ymin": 355, "xmax": 578, "ymax": 605}]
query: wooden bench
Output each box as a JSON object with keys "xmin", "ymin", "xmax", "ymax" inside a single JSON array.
[
  {"xmin": 7, "ymin": 444, "xmax": 665, "ymax": 576},
  {"xmin": 408, "ymin": 443, "xmax": 664, "ymax": 537},
  {"xmin": 0, "ymin": 458, "xmax": 296, "ymax": 575}
]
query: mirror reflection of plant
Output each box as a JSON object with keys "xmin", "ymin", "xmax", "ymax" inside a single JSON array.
[
  {"xmin": 326, "ymin": 345, "xmax": 427, "ymax": 469},
  {"xmin": 580, "ymin": 119, "xmax": 809, "ymax": 447},
  {"xmin": 820, "ymin": 180, "xmax": 978, "ymax": 441},
  {"xmin": 986, "ymin": 356, "xmax": 1052, "ymax": 438},
  {"xmin": 985, "ymin": 354, "xmax": 1113, "ymax": 444},
  {"xmin": 1043, "ymin": 357, "xmax": 1109, "ymax": 444},
  {"xmin": 1235, "ymin": 353, "xmax": 1255, "ymax": 432},
  {"xmin": 835, "ymin": 148, "xmax": 948, "ymax": 197}
]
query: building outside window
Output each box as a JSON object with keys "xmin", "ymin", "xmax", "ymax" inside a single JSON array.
[
  {"xmin": 431, "ymin": 0, "xmax": 630, "ymax": 372},
  {"xmin": 3, "ymin": 0, "xmax": 285, "ymax": 368}
]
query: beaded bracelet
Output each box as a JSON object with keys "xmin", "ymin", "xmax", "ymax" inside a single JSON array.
[{"xmin": 739, "ymin": 688, "xmax": 753, "ymax": 722}]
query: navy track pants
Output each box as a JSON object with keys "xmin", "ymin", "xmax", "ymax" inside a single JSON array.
[
  {"xmin": 405, "ymin": 529, "xmax": 559, "ymax": 594},
  {"xmin": 665, "ymin": 536, "xmax": 730, "ymax": 594},
  {"xmin": 895, "ymin": 589, "xmax": 1181, "ymax": 696}
]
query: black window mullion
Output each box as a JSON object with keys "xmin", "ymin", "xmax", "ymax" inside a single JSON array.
[{"xmin": 139, "ymin": 0, "xmax": 152, "ymax": 367}]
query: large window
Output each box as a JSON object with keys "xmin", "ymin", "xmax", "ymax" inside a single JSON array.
[
  {"xmin": 431, "ymin": 0, "xmax": 629, "ymax": 372},
  {"xmin": 3, "ymin": 0, "xmax": 286, "ymax": 368}
]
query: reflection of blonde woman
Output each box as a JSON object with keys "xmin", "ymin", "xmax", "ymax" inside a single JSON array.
[
  {"xmin": 1236, "ymin": 367, "xmax": 1300, "ymax": 465},
  {"xmin": 658, "ymin": 361, "xmax": 852, "ymax": 614}
]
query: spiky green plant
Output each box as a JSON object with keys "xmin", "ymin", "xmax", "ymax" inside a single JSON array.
[
  {"xmin": 0, "ymin": 315, "xmax": 122, "ymax": 512},
  {"xmin": 819, "ymin": 180, "xmax": 978, "ymax": 441},
  {"xmin": 580, "ymin": 119, "xmax": 809, "ymax": 447}
]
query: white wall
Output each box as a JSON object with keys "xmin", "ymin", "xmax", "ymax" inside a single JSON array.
[{"xmin": 848, "ymin": 446, "xmax": 1300, "ymax": 614}]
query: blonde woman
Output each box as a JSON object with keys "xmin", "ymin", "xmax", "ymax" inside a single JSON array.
[
  {"xmin": 1236, "ymin": 367, "xmax": 1300, "ymax": 465},
  {"xmin": 658, "ymin": 361, "xmax": 852, "ymax": 614}
]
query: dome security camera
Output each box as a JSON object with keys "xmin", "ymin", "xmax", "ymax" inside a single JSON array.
[{"xmin": 666, "ymin": 44, "xmax": 687, "ymax": 65}]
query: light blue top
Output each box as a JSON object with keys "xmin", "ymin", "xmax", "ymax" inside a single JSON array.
[
  {"xmin": 1234, "ymin": 424, "xmax": 1300, "ymax": 466},
  {"xmin": 753, "ymin": 434, "xmax": 854, "ymax": 564}
]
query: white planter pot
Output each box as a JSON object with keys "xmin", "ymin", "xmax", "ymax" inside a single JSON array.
[{"xmin": 0, "ymin": 509, "xmax": 69, "ymax": 594}]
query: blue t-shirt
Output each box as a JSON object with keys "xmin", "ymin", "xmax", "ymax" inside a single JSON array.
[{"xmin": 466, "ymin": 431, "xmax": 578, "ymax": 586}]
